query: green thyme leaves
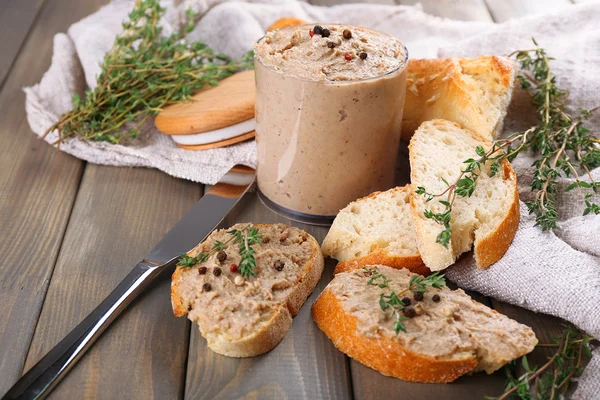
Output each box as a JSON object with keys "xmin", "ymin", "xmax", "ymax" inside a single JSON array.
[
  {"xmin": 365, "ymin": 267, "xmax": 446, "ymax": 334},
  {"xmin": 487, "ymin": 326, "xmax": 595, "ymax": 400},
  {"xmin": 177, "ymin": 224, "xmax": 261, "ymax": 278},
  {"xmin": 43, "ymin": 0, "xmax": 253, "ymax": 145},
  {"xmin": 417, "ymin": 39, "xmax": 600, "ymax": 248}
]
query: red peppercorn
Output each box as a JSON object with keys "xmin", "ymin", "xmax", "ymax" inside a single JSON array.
[
  {"xmin": 309, "ymin": 30, "xmax": 315, "ymax": 38},
  {"xmin": 344, "ymin": 52, "xmax": 353, "ymax": 61},
  {"xmin": 230, "ymin": 264, "xmax": 238, "ymax": 273}
]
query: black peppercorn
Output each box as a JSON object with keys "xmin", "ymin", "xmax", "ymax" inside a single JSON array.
[
  {"xmin": 188, "ymin": 305, "xmax": 192, "ymax": 312},
  {"xmin": 414, "ymin": 292, "xmax": 424, "ymax": 301},
  {"xmin": 432, "ymin": 294, "xmax": 441, "ymax": 302},
  {"xmin": 213, "ymin": 267, "xmax": 222, "ymax": 276},
  {"xmin": 343, "ymin": 29, "xmax": 352, "ymax": 39},
  {"xmin": 359, "ymin": 52, "xmax": 367, "ymax": 60},
  {"xmin": 401, "ymin": 297, "xmax": 411, "ymax": 306},
  {"xmin": 274, "ymin": 260, "xmax": 285, "ymax": 271},
  {"xmin": 321, "ymin": 28, "xmax": 330, "ymax": 38},
  {"xmin": 198, "ymin": 266, "xmax": 208, "ymax": 275},
  {"xmin": 313, "ymin": 25, "xmax": 323, "ymax": 35},
  {"xmin": 327, "ymin": 41, "xmax": 336, "ymax": 49},
  {"xmin": 402, "ymin": 306, "xmax": 416, "ymax": 318},
  {"xmin": 203, "ymin": 283, "xmax": 212, "ymax": 292},
  {"xmin": 216, "ymin": 251, "xmax": 227, "ymax": 262}
]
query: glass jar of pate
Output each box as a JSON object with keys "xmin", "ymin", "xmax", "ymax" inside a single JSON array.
[{"xmin": 253, "ymin": 24, "xmax": 408, "ymax": 223}]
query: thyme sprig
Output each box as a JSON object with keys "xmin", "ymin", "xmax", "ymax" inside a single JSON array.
[
  {"xmin": 43, "ymin": 0, "xmax": 253, "ymax": 145},
  {"xmin": 416, "ymin": 39, "xmax": 600, "ymax": 248},
  {"xmin": 177, "ymin": 224, "xmax": 261, "ymax": 278},
  {"xmin": 227, "ymin": 226, "xmax": 262, "ymax": 277},
  {"xmin": 486, "ymin": 326, "xmax": 595, "ymax": 400},
  {"xmin": 365, "ymin": 267, "xmax": 446, "ymax": 334}
]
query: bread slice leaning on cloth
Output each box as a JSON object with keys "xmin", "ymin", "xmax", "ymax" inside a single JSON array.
[
  {"xmin": 409, "ymin": 120, "xmax": 520, "ymax": 271},
  {"xmin": 321, "ymin": 186, "xmax": 428, "ymax": 276},
  {"xmin": 312, "ymin": 266, "xmax": 537, "ymax": 383},
  {"xmin": 172, "ymin": 223, "xmax": 324, "ymax": 357},
  {"xmin": 402, "ymin": 56, "xmax": 515, "ymax": 141}
]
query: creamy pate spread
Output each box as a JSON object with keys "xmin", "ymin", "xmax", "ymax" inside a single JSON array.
[
  {"xmin": 255, "ymin": 24, "xmax": 406, "ymax": 81},
  {"xmin": 173, "ymin": 224, "xmax": 315, "ymax": 342},
  {"xmin": 328, "ymin": 266, "xmax": 538, "ymax": 373},
  {"xmin": 254, "ymin": 24, "xmax": 409, "ymax": 216}
]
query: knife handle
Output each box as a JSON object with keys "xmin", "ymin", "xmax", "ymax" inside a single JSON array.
[{"xmin": 2, "ymin": 261, "xmax": 167, "ymax": 400}]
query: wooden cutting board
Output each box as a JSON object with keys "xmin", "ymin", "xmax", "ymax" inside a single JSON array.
[{"xmin": 155, "ymin": 70, "xmax": 255, "ymax": 136}]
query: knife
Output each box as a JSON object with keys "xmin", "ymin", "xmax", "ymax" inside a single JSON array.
[{"xmin": 2, "ymin": 165, "xmax": 256, "ymax": 400}]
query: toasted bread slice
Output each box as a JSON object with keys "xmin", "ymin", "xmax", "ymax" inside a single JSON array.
[
  {"xmin": 312, "ymin": 266, "xmax": 537, "ymax": 383},
  {"xmin": 409, "ymin": 120, "xmax": 520, "ymax": 271},
  {"xmin": 403, "ymin": 56, "xmax": 515, "ymax": 141},
  {"xmin": 172, "ymin": 223, "xmax": 324, "ymax": 357},
  {"xmin": 321, "ymin": 186, "xmax": 428, "ymax": 275}
]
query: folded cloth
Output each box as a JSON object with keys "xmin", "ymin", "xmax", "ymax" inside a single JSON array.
[{"xmin": 24, "ymin": 1, "xmax": 600, "ymax": 397}]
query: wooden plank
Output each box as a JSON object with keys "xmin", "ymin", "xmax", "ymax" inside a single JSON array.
[
  {"xmin": 183, "ymin": 190, "xmax": 352, "ymax": 400},
  {"xmin": 484, "ymin": 0, "xmax": 572, "ymax": 22},
  {"xmin": 24, "ymin": 165, "xmax": 201, "ymax": 399},
  {"xmin": 396, "ymin": 0, "xmax": 493, "ymax": 21},
  {"xmin": 0, "ymin": 0, "xmax": 111, "ymax": 395},
  {"xmin": 0, "ymin": 0, "xmax": 45, "ymax": 89}
]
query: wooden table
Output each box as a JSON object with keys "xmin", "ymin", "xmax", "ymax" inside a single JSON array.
[{"xmin": 0, "ymin": 0, "xmax": 581, "ymax": 398}]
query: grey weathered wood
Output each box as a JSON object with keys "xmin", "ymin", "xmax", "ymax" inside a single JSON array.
[
  {"xmin": 0, "ymin": 0, "xmax": 45, "ymax": 89},
  {"xmin": 396, "ymin": 0, "xmax": 493, "ymax": 21},
  {"xmin": 183, "ymin": 190, "xmax": 352, "ymax": 400},
  {"xmin": 0, "ymin": 0, "xmax": 111, "ymax": 395},
  {"xmin": 484, "ymin": 0, "xmax": 572, "ymax": 22},
  {"xmin": 24, "ymin": 165, "xmax": 200, "ymax": 399}
]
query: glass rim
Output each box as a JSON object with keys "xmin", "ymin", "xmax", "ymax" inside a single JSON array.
[{"xmin": 253, "ymin": 23, "xmax": 409, "ymax": 84}]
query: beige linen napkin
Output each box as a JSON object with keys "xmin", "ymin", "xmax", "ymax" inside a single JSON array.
[{"xmin": 24, "ymin": 1, "xmax": 600, "ymax": 397}]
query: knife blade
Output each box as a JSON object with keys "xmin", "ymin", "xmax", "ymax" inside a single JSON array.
[{"xmin": 2, "ymin": 165, "xmax": 256, "ymax": 400}]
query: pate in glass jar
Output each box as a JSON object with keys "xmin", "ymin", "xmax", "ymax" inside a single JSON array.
[{"xmin": 253, "ymin": 24, "xmax": 408, "ymax": 223}]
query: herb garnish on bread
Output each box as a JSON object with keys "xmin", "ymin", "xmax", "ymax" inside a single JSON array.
[
  {"xmin": 409, "ymin": 120, "xmax": 520, "ymax": 271},
  {"xmin": 321, "ymin": 186, "xmax": 428, "ymax": 275},
  {"xmin": 312, "ymin": 266, "xmax": 537, "ymax": 383},
  {"xmin": 171, "ymin": 223, "xmax": 324, "ymax": 357},
  {"xmin": 403, "ymin": 56, "xmax": 515, "ymax": 140}
]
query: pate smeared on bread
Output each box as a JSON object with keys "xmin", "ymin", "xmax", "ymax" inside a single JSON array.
[
  {"xmin": 312, "ymin": 266, "xmax": 537, "ymax": 383},
  {"xmin": 172, "ymin": 223, "xmax": 324, "ymax": 357}
]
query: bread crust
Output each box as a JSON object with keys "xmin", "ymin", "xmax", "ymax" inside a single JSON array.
[
  {"xmin": 408, "ymin": 120, "xmax": 520, "ymax": 270},
  {"xmin": 323, "ymin": 186, "xmax": 428, "ymax": 275},
  {"xmin": 334, "ymin": 251, "xmax": 429, "ymax": 276},
  {"xmin": 474, "ymin": 161, "xmax": 520, "ymax": 268},
  {"xmin": 312, "ymin": 288, "xmax": 478, "ymax": 383},
  {"xmin": 403, "ymin": 56, "xmax": 515, "ymax": 141},
  {"xmin": 171, "ymin": 224, "xmax": 324, "ymax": 357}
]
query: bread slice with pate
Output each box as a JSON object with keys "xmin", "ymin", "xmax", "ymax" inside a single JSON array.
[
  {"xmin": 171, "ymin": 223, "xmax": 324, "ymax": 357},
  {"xmin": 409, "ymin": 120, "xmax": 520, "ymax": 271},
  {"xmin": 312, "ymin": 265, "xmax": 537, "ymax": 383},
  {"xmin": 321, "ymin": 186, "xmax": 428, "ymax": 276},
  {"xmin": 403, "ymin": 56, "xmax": 515, "ymax": 141}
]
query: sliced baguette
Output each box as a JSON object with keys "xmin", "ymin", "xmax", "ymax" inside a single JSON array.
[
  {"xmin": 403, "ymin": 56, "xmax": 515, "ymax": 141},
  {"xmin": 321, "ymin": 186, "xmax": 428, "ymax": 276},
  {"xmin": 312, "ymin": 266, "xmax": 537, "ymax": 383},
  {"xmin": 172, "ymin": 223, "xmax": 324, "ymax": 357},
  {"xmin": 409, "ymin": 120, "xmax": 520, "ymax": 271}
]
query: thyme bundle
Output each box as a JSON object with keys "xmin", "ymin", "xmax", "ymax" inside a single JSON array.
[
  {"xmin": 487, "ymin": 327, "xmax": 595, "ymax": 400},
  {"xmin": 43, "ymin": 0, "xmax": 253, "ymax": 145},
  {"xmin": 178, "ymin": 224, "xmax": 261, "ymax": 278},
  {"xmin": 417, "ymin": 39, "xmax": 600, "ymax": 248},
  {"xmin": 365, "ymin": 267, "xmax": 446, "ymax": 334}
]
